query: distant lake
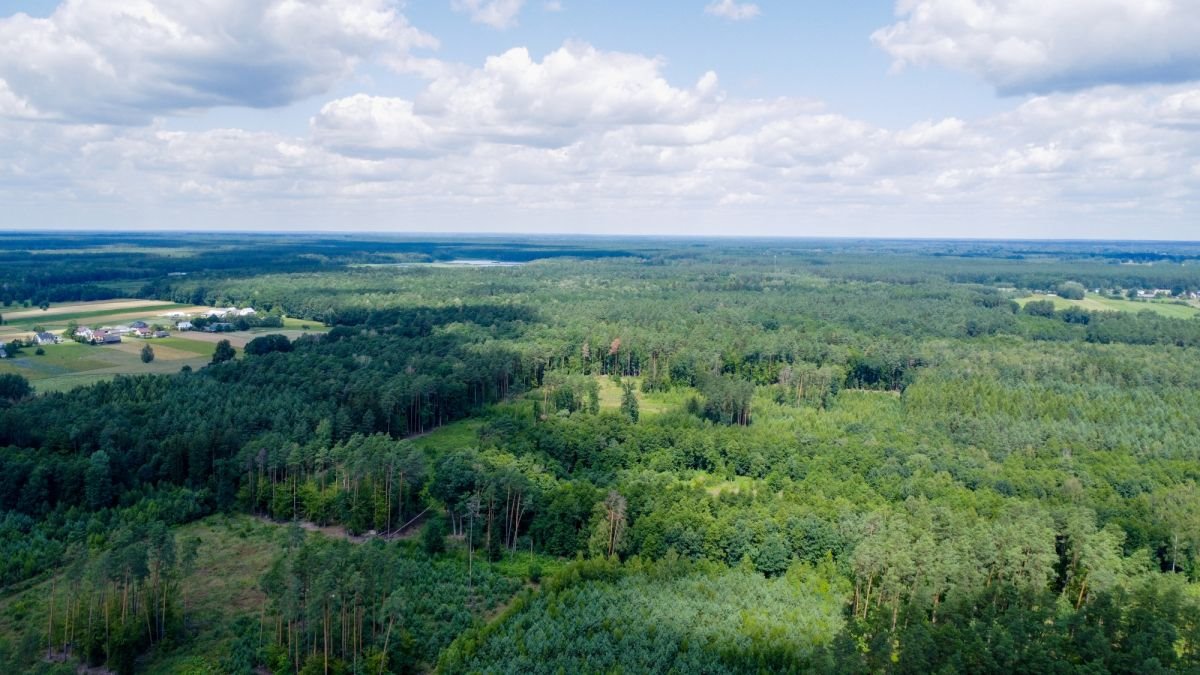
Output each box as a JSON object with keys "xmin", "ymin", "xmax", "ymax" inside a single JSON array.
[
  {"xmin": 352, "ymin": 259, "xmax": 526, "ymax": 269},
  {"xmin": 439, "ymin": 259, "xmax": 525, "ymax": 267}
]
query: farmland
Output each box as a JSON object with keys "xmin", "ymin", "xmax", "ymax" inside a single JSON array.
[{"xmin": 1017, "ymin": 292, "xmax": 1200, "ymax": 319}]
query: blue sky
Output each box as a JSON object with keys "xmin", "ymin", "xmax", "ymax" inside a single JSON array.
[{"xmin": 0, "ymin": 0, "xmax": 1199, "ymax": 239}]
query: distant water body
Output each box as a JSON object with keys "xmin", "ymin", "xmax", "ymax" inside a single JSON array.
[{"xmin": 439, "ymin": 259, "xmax": 525, "ymax": 267}]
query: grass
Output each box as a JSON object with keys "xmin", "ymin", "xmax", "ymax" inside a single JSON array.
[
  {"xmin": 411, "ymin": 418, "xmax": 484, "ymax": 455},
  {"xmin": 595, "ymin": 375, "xmax": 690, "ymax": 417},
  {"xmin": 1017, "ymin": 293, "xmax": 1200, "ymax": 319},
  {"xmin": 153, "ymin": 336, "xmax": 224, "ymax": 357},
  {"xmin": 140, "ymin": 515, "xmax": 284, "ymax": 674},
  {"xmin": 0, "ymin": 514, "xmax": 284, "ymax": 674},
  {"xmin": 0, "ymin": 340, "xmax": 210, "ymax": 392}
]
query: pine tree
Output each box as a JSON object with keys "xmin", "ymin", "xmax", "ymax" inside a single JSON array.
[{"xmin": 620, "ymin": 383, "xmax": 639, "ymax": 423}]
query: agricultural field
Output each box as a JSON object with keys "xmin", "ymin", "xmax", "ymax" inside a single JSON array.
[
  {"xmin": 0, "ymin": 340, "xmax": 209, "ymax": 392},
  {"xmin": 1017, "ymin": 292, "xmax": 1200, "ymax": 319}
]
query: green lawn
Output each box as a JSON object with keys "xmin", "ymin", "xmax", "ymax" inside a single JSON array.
[{"xmin": 1017, "ymin": 293, "xmax": 1200, "ymax": 319}]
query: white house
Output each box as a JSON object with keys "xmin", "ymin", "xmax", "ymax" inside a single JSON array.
[
  {"xmin": 237, "ymin": 308, "xmax": 257, "ymax": 317},
  {"xmin": 176, "ymin": 321, "xmax": 194, "ymax": 331},
  {"xmin": 34, "ymin": 332, "xmax": 61, "ymax": 345}
]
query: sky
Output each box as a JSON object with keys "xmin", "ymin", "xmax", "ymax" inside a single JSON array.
[{"xmin": 0, "ymin": 1, "xmax": 1199, "ymax": 239}]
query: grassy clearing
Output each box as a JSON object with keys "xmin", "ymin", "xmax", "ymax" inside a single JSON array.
[
  {"xmin": 1017, "ymin": 293, "xmax": 1200, "ymax": 319},
  {"xmin": 594, "ymin": 375, "xmax": 690, "ymax": 417},
  {"xmin": 411, "ymin": 418, "xmax": 484, "ymax": 455},
  {"xmin": 0, "ymin": 514, "xmax": 284, "ymax": 674},
  {"xmin": 139, "ymin": 515, "xmax": 284, "ymax": 674}
]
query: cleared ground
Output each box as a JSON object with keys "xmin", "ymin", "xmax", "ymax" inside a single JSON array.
[
  {"xmin": 0, "ymin": 339, "xmax": 212, "ymax": 392},
  {"xmin": 1017, "ymin": 293, "xmax": 1200, "ymax": 319},
  {"xmin": 1, "ymin": 299, "xmax": 173, "ymax": 320}
]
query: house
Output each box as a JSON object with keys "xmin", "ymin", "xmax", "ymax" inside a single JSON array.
[
  {"xmin": 90, "ymin": 329, "xmax": 121, "ymax": 344},
  {"xmin": 34, "ymin": 332, "xmax": 61, "ymax": 345},
  {"xmin": 135, "ymin": 327, "xmax": 153, "ymax": 338},
  {"xmin": 130, "ymin": 320, "xmax": 149, "ymax": 329},
  {"xmin": 75, "ymin": 327, "xmax": 94, "ymax": 342},
  {"xmin": 176, "ymin": 321, "xmax": 193, "ymax": 331},
  {"xmin": 154, "ymin": 330, "xmax": 170, "ymax": 338},
  {"xmin": 237, "ymin": 308, "xmax": 257, "ymax": 317}
]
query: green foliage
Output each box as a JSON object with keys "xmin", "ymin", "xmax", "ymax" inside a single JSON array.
[
  {"xmin": 6, "ymin": 235, "xmax": 1200, "ymax": 672},
  {"xmin": 443, "ymin": 556, "xmax": 847, "ymax": 673},
  {"xmin": 0, "ymin": 373, "xmax": 31, "ymax": 404},
  {"xmin": 1057, "ymin": 281, "xmax": 1088, "ymax": 300},
  {"xmin": 243, "ymin": 333, "xmax": 292, "ymax": 357},
  {"xmin": 140, "ymin": 343, "xmax": 155, "ymax": 363},
  {"xmin": 210, "ymin": 339, "xmax": 235, "ymax": 364},
  {"xmin": 261, "ymin": 537, "xmax": 521, "ymax": 673}
]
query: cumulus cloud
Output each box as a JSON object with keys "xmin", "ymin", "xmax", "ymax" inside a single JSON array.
[
  {"xmin": 452, "ymin": 0, "xmax": 526, "ymax": 29},
  {"xmin": 2, "ymin": 41, "xmax": 1199, "ymax": 236},
  {"xmin": 0, "ymin": 0, "xmax": 436, "ymax": 124},
  {"xmin": 705, "ymin": 0, "xmax": 760, "ymax": 21},
  {"xmin": 873, "ymin": 0, "xmax": 1200, "ymax": 94},
  {"xmin": 313, "ymin": 42, "xmax": 721, "ymax": 152}
]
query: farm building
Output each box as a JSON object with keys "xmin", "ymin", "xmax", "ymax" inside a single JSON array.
[
  {"xmin": 176, "ymin": 321, "xmax": 194, "ymax": 331},
  {"xmin": 34, "ymin": 332, "xmax": 61, "ymax": 345}
]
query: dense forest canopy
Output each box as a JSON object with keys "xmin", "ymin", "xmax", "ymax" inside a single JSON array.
[{"xmin": 1, "ymin": 233, "xmax": 1200, "ymax": 673}]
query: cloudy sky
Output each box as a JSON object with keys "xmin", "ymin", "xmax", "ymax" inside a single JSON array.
[{"xmin": 2, "ymin": 0, "xmax": 1199, "ymax": 239}]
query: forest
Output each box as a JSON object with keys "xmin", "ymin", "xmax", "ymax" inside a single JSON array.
[{"xmin": 1, "ymin": 233, "xmax": 1200, "ymax": 673}]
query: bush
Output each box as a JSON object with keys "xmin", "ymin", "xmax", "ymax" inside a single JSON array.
[{"xmin": 1056, "ymin": 281, "xmax": 1086, "ymax": 300}]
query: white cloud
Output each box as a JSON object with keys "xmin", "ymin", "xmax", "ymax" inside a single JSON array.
[
  {"xmin": 705, "ymin": 0, "xmax": 760, "ymax": 21},
  {"xmin": 0, "ymin": 0, "xmax": 436, "ymax": 124},
  {"xmin": 543, "ymin": 1, "xmax": 563, "ymax": 11},
  {"xmin": 2, "ymin": 42, "xmax": 1199, "ymax": 236},
  {"xmin": 452, "ymin": 0, "xmax": 526, "ymax": 29},
  {"xmin": 873, "ymin": 0, "xmax": 1200, "ymax": 94},
  {"xmin": 314, "ymin": 43, "xmax": 719, "ymax": 152}
]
